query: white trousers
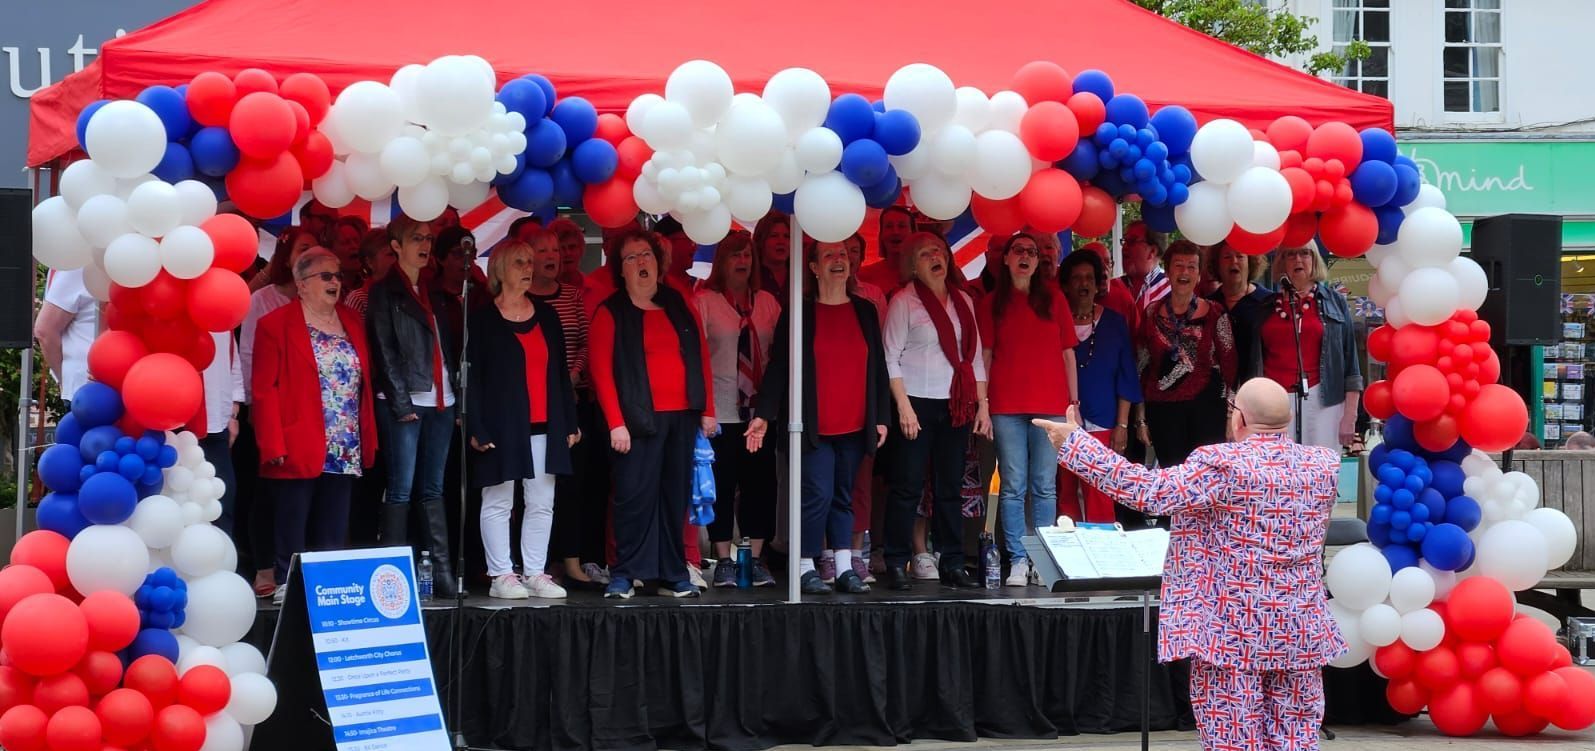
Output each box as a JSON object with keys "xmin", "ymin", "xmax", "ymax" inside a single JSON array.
[
  {"xmin": 1290, "ymin": 383, "xmax": 1346, "ymax": 451},
  {"xmin": 480, "ymin": 435, "xmax": 556, "ymax": 577}
]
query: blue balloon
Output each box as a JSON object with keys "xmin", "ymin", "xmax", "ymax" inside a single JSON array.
[
  {"xmin": 872, "ymin": 110, "xmax": 920, "ymax": 156},
  {"xmin": 1360, "ymin": 128, "xmax": 1399, "ymax": 165},
  {"xmin": 1367, "ymin": 520, "xmax": 1391, "ymax": 546},
  {"xmin": 1098, "ymin": 149, "xmax": 1118, "ymax": 170},
  {"xmin": 202, "ymin": 175, "xmax": 228, "ymax": 202},
  {"xmin": 1443, "ymin": 495, "xmax": 1482, "ymax": 531},
  {"xmin": 38, "ymin": 444, "xmax": 85, "ymax": 493},
  {"xmin": 840, "ymin": 139, "xmax": 890, "ymax": 187},
  {"xmin": 1072, "ymin": 69, "xmax": 1115, "ymax": 102},
  {"xmin": 1133, "ymin": 159, "xmax": 1156, "ymax": 181},
  {"xmin": 1374, "ymin": 205, "xmax": 1405, "ymax": 245},
  {"xmin": 1419, "ymin": 523, "xmax": 1473, "ymax": 571},
  {"xmin": 1370, "ymin": 503, "xmax": 1392, "ymax": 525},
  {"xmin": 1418, "ymin": 488, "xmax": 1447, "ymax": 519},
  {"xmin": 1407, "ymin": 522, "xmax": 1428, "ymax": 542},
  {"xmin": 157, "ymin": 445, "xmax": 179, "ymax": 469},
  {"xmin": 1390, "ymin": 510, "xmax": 1411, "ymax": 530},
  {"xmin": 1094, "ymin": 169, "xmax": 1130, "ymax": 198},
  {"xmin": 1093, "ymin": 123, "xmax": 1117, "ymax": 146},
  {"xmin": 1391, "ymin": 488, "xmax": 1415, "ymax": 510},
  {"xmin": 1393, "ymin": 155, "xmax": 1419, "ymax": 172},
  {"xmin": 56, "ymin": 414, "xmax": 84, "ymax": 451},
  {"xmin": 1108, "ymin": 139, "xmax": 1129, "ymax": 159},
  {"xmin": 825, "ymin": 94, "xmax": 876, "ymax": 145},
  {"xmin": 150, "ymin": 586, "xmax": 177, "ymax": 612},
  {"xmin": 117, "ymin": 453, "xmax": 147, "ymax": 481},
  {"xmin": 870, "ymin": 99, "xmax": 886, "ymax": 113},
  {"xmin": 571, "ymin": 139, "xmax": 619, "ymax": 184},
  {"xmin": 151, "ymin": 142, "xmax": 195, "ymax": 183},
  {"xmin": 550, "ymin": 97, "xmax": 598, "ymax": 144},
  {"xmin": 137, "ymin": 85, "xmax": 192, "ymax": 141},
  {"xmin": 1384, "ymin": 414, "xmax": 1417, "ymax": 452},
  {"xmin": 1423, "ymin": 438, "xmax": 1472, "ymax": 464},
  {"xmin": 37, "ymin": 493, "xmax": 90, "ymax": 539},
  {"xmin": 1142, "ymin": 202, "xmax": 1178, "ymax": 233},
  {"xmin": 190, "ymin": 127, "xmax": 241, "ymax": 178},
  {"xmin": 79, "ymin": 426, "xmax": 122, "ymax": 464},
  {"xmin": 496, "ymin": 78, "xmax": 548, "ymax": 121},
  {"xmin": 1367, "ymin": 443, "xmax": 1390, "ymax": 472},
  {"xmin": 1382, "ymin": 543, "xmax": 1420, "ymax": 572},
  {"xmin": 114, "ymin": 436, "xmax": 135, "ymax": 455},
  {"xmin": 79, "ymin": 472, "xmax": 138, "ymax": 525},
  {"xmin": 1149, "ymin": 105, "xmax": 1197, "ymax": 157},
  {"xmin": 525, "ymin": 119, "xmax": 568, "ymax": 168},
  {"xmin": 76, "ymin": 100, "xmax": 110, "ymax": 150},
  {"xmin": 95, "ymin": 451, "xmax": 120, "ymax": 474},
  {"xmin": 1124, "ymin": 144, "xmax": 1143, "ymax": 163},
  {"xmin": 498, "ymin": 167, "xmax": 555, "ymax": 211},
  {"xmin": 1403, "ymin": 474, "xmax": 1426, "ymax": 493},
  {"xmin": 1390, "ymin": 164, "xmax": 1421, "ymax": 207},
  {"xmin": 491, "ymin": 151, "xmax": 528, "ymax": 187},
  {"xmin": 1376, "ymin": 465, "xmax": 1404, "ymax": 487},
  {"xmin": 1388, "ymin": 525, "xmax": 1408, "ymax": 544},
  {"xmin": 1172, "ymin": 163, "xmax": 1193, "ymax": 185},
  {"xmin": 136, "ymin": 436, "xmax": 162, "ymax": 462},
  {"xmin": 520, "ymin": 75, "xmax": 557, "ymax": 117},
  {"xmin": 864, "ymin": 175, "xmax": 902, "ymax": 210},
  {"xmin": 128, "ymin": 628, "xmax": 180, "ymax": 663},
  {"xmin": 153, "ymin": 567, "xmax": 180, "ymax": 589},
  {"xmin": 1167, "ymin": 182, "xmax": 1190, "ymax": 206},
  {"xmin": 1350, "ymin": 161, "xmax": 1397, "ymax": 207},
  {"xmin": 1374, "ymin": 485, "xmax": 1393, "ymax": 504},
  {"xmin": 1145, "ymin": 142, "xmax": 1170, "ymax": 163},
  {"xmin": 1429, "ymin": 461, "xmax": 1464, "ymax": 498},
  {"xmin": 1117, "ymin": 124, "xmax": 1137, "ymax": 141},
  {"xmin": 549, "ymin": 159, "xmax": 583, "ymax": 206},
  {"xmin": 771, "ymin": 191, "xmax": 796, "ymax": 215},
  {"xmin": 79, "ymin": 466, "xmax": 96, "ymax": 484},
  {"xmin": 139, "ymin": 466, "xmax": 164, "ymax": 490},
  {"xmin": 1410, "ymin": 503, "xmax": 1430, "ymax": 524},
  {"xmin": 72, "ymin": 382, "xmax": 123, "ymax": 428},
  {"xmin": 1060, "ymin": 142, "xmax": 1100, "ymax": 181}
]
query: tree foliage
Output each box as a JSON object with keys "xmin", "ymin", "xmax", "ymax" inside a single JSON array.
[{"xmin": 1135, "ymin": 0, "xmax": 1370, "ymax": 77}]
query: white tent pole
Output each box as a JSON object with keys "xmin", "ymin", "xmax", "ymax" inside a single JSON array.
[
  {"xmin": 1111, "ymin": 204, "xmax": 1125, "ymax": 278},
  {"xmin": 787, "ymin": 214, "xmax": 804, "ymax": 603}
]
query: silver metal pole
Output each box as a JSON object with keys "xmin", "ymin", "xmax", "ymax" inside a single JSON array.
[
  {"xmin": 1110, "ymin": 204, "xmax": 1124, "ymax": 278},
  {"xmin": 786, "ymin": 214, "xmax": 803, "ymax": 603}
]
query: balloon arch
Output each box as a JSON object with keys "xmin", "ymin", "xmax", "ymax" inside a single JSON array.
[{"xmin": 19, "ymin": 56, "xmax": 1590, "ymax": 746}]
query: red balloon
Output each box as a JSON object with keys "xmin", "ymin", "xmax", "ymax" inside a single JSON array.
[
  {"xmin": 1266, "ymin": 116, "xmax": 1313, "ymax": 153},
  {"xmin": 1446, "ymin": 577, "xmax": 1515, "ymax": 643},
  {"xmin": 122, "ymin": 657, "xmax": 177, "ymax": 709},
  {"xmin": 1497, "ymin": 618, "xmax": 1559, "ymax": 677},
  {"xmin": 0, "ymin": 704, "xmax": 47, "ymax": 751},
  {"xmin": 103, "ymin": 302, "xmax": 148, "ymax": 335},
  {"xmin": 1455, "ymin": 642, "xmax": 1498, "ymax": 679},
  {"xmin": 1225, "ymin": 224, "xmax": 1286, "ymax": 256},
  {"xmin": 1065, "ymin": 92, "xmax": 1106, "ymax": 135},
  {"xmin": 122, "ymin": 354, "xmax": 203, "ymax": 431},
  {"xmin": 1306, "ymin": 122, "xmax": 1363, "ymax": 170},
  {"xmin": 1367, "ymin": 325, "xmax": 1394, "ymax": 363},
  {"xmin": 228, "ymin": 92, "xmax": 297, "ymax": 159},
  {"xmin": 1280, "ymin": 167, "xmax": 1313, "ymax": 214},
  {"xmin": 44, "ymin": 705, "xmax": 100, "ymax": 751},
  {"xmin": 139, "ymin": 272, "xmax": 188, "ymax": 321},
  {"xmin": 285, "ymin": 100, "xmax": 311, "ymax": 147},
  {"xmin": 1415, "ymin": 645, "xmax": 1460, "ymax": 692},
  {"xmin": 1018, "ymin": 101, "xmax": 1080, "ymax": 162},
  {"xmin": 185, "ymin": 269, "xmax": 251, "ymax": 333},
  {"xmin": 1016, "ymin": 169, "xmax": 1083, "ymax": 233},
  {"xmin": 1384, "ymin": 678, "xmax": 1428, "ymax": 715},
  {"xmin": 1363, "ymin": 380, "xmax": 1394, "ymax": 420},
  {"xmin": 1372, "ymin": 641, "xmax": 1417, "ymax": 681},
  {"xmin": 10, "ymin": 531, "xmax": 71, "ymax": 593},
  {"xmin": 1477, "ymin": 667, "xmax": 1524, "ymax": 715},
  {"xmin": 582, "ymin": 177, "xmax": 639, "ymax": 229},
  {"xmin": 1552, "ymin": 644, "xmax": 1573, "ymax": 669},
  {"xmin": 108, "ymin": 282, "xmax": 142, "ymax": 314},
  {"xmin": 1493, "ymin": 708, "xmax": 1550, "ymax": 737},
  {"xmin": 1523, "ymin": 671, "xmax": 1568, "ymax": 720},
  {"xmin": 1549, "ymin": 667, "xmax": 1595, "ymax": 730},
  {"xmin": 150, "ymin": 704, "xmax": 205, "ymax": 751},
  {"xmin": 1390, "ymin": 364, "xmax": 1449, "ymax": 421},
  {"xmin": 594, "ymin": 113, "xmax": 629, "ymax": 146},
  {"xmin": 232, "ymin": 68, "xmax": 278, "ymax": 98},
  {"xmin": 1279, "ymin": 212, "xmax": 1318, "ymax": 248},
  {"xmin": 0, "ymin": 666, "xmax": 32, "ymax": 713},
  {"xmin": 200, "ymin": 214, "xmax": 259, "ymax": 274},
  {"xmin": 1389, "ymin": 324, "xmax": 1440, "ymax": 373},
  {"xmin": 138, "ymin": 317, "xmax": 201, "ymax": 360},
  {"xmin": 1011, "ymin": 61, "xmax": 1073, "ymax": 105},
  {"xmin": 176, "ymin": 666, "xmax": 230, "ymax": 716},
  {"xmin": 971, "ymin": 194, "xmax": 1025, "ymax": 237},
  {"xmin": 291, "ymin": 132, "xmax": 335, "ymax": 180},
  {"xmin": 1430, "ymin": 683, "xmax": 1489, "ymax": 736},
  {"xmin": 1477, "ymin": 349, "xmax": 1501, "ymax": 384},
  {"xmin": 96, "ymin": 688, "xmax": 154, "ymax": 748},
  {"xmin": 185, "ymin": 72, "xmax": 236, "ymax": 127},
  {"xmin": 225, "ymin": 153, "xmax": 304, "ymax": 220},
  {"xmin": 615, "ymin": 137, "xmax": 652, "ymax": 181},
  {"xmin": 0, "ymin": 566, "xmax": 56, "ymax": 625},
  {"xmin": 1414, "ymin": 415, "xmax": 1460, "ymax": 453},
  {"xmin": 1460, "ymin": 383, "xmax": 1529, "ymax": 452},
  {"xmin": 1073, "ymin": 186, "xmax": 1116, "ymax": 238},
  {"xmin": 72, "ymin": 651, "xmax": 121, "ymax": 697},
  {"xmin": 1, "ymin": 594, "xmax": 87, "ymax": 677},
  {"xmin": 280, "ymin": 73, "xmax": 331, "ymax": 126},
  {"xmin": 32, "ymin": 672, "xmax": 88, "ymax": 714},
  {"xmin": 1278, "ymin": 149, "xmax": 1303, "ymax": 170},
  {"xmin": 86, "ymin": 332, "xmax": 150, "ymax": 391},
  {"xmin": 1318, "ymin": 202, "xmax": 1377, "ymax": 258}
]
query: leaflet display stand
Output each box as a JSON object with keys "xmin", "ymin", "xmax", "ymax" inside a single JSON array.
[{"xmin": 1025, "ymin": 524, "xmax": 1166, "ymax": 751}]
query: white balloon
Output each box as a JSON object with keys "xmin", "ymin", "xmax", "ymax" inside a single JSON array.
[
  {"xmin": 1227, "ymin": 166, "xmax": 1292, "ymax": 233},
  {"xmin": 1419, "ymin": 561, "xmax": 1458, "ymax": 600},
  {"xmin": 1388, "ymin": 567, "xmax": 1437, "ymax": 614},
  {"xmin": 182, "ymin": 571, "xmax": 258, "ymax": 647},
  {"xmin": 1476, "ymin": 519, "xmax": 1550, "ymax": 591},
  {"xmin": 1449, "ymin": 256, "xmax": 1488, "ymax": 312},
  {"xmin": 171, "ymin": 523, "xmax": 233, "ymax": 578},
  {"xmin": 765, "ymin": 149, "xmax": 804, "ymax": 195},
  {"xmin": 1399, "ymin": 608, "xmax": 1446, "ymax": 651},
  {"xmin": 1359, "ymin": 603, "xmax": 1403, "ymax": 647},
  {"xmin": 793, "ymin": 171, "xmax": 866, "ymax": 243},
  {"xmin": 625, "ymin": 94, "xmax": 665, "ymax": 138},
  {"xmin": 1324, "ymin": 543, "xmax": 1393, "ymax": 610},
  {"xmin": 173, "ymin": 180, "xmax": 219, "ymax": 227},
  {"xmin": 177, "ymin": 644, "xmax": 227, "ymax": 675},
  {"xmin": 640, "ymin": 101, "xmax": 695, "ymax": 152},
  {"xmin": 884, "ymin": 64, "xmax": 957, "ymax": 133},
  {"xmin": 103, "ymin": 233, "xmax": 162, "ymax": 287},
  {"xmin": 159, "ymin": 225, "xmax": 215, "ymax": 280},
  {"xmin": 31, "ymin": 196, "xmax": 92, "ymax": 270},
  {"xmin": 416, "ymin": 56, "xmax": 496, "ymax": 136},
  {"xmin": 986, "ymin": 91, "xmax": 1030, "ymax": 134},
  {"xmin": 1367, "ymin": 275, "xmax": 1391, "ymax": 308},
  {"xmin": 907, "ymin": 173, "xmax": 971, "ymax": 221},
  {"xmin": 329, "ymin": 81, "xmax": 405, "ymax": 155},
  {"xmin": 180, "ymin": 501, "xmax": 204, "ymax": 526},
  {"xmin": 345, "ymin": 152, "xmax": 396, "ymax": 202},
  {"xmin": 219, "ymin": 643, "xmax": 267, "ymax": 677},
  {"xmin": 969, "ymin": 130, "xmax": 1032, "ymax": 200},
  {"xmin": 1397, "ymin": 266, "xmax": 1460, "ymax": 326},
  {"xmin": 795, "ymin": 127, "xmax": 844, "ymax": 174},
  {"xmin": 227, "ymin": 672, "xmax": 278, "ymax": 726},
  {"xmin": 1405, "ymin": 183, "xmax": 1447, "ymax": 214},
  {"xmin": 59, "ymin": 159, "xmax": 119, "ymax": 210},
  {"xmin": 1174, "ymin": 181, "xmax": 1234, "ymax": 245},
  {"xmin": 77, "ymin": 193, "xmax": 132, "ymax": 249},
  {"xmin": 1523, "ymin": 507, "xmax": 1576, "ymax": 570},
  {"xmin": 724, "ymin": 175, "xmax": 774, "ymax": 223},
  {"xmin": 116, "ymin": 174, "xmax": 158, "ymax": 200},
  {"xmin": 716, "ymin": 99, "xmax": 788, "ymax": 177},
  {"xmin": 310, "ymin": 161, "xmax": 356, "ymax": 208},
  {"xmin": 379, "ymin": 136, "xmax": 432, "ymax": 188},
  {"xmin": 66, "ymin": 525, "xmax": 150, "ymax": 596},
  {"xmin": 200, "ymin": 714, "xmax": 245, "ymax": 751},
  {"xmin": 680, "ymin": 203, "xmax": 733, "ymax": 245},
  {"xmin": 84, "ymin": 100, "xmax": 168, "ymax": 178},
  {"xmin": 930, "ymin": 125, "xmax": 977, "ymax": 177},
  {"xmin": 952, "ymin": 87, "xmax": 992, "ymax": 132},
  {"xmin": 1251, "ymin": 141, "xmax": 1281, "ymax": 171},
  {"xmin": 1189, "ymin": 119, "xmax": 1255, "ymax": 185},
  {"xmin": 633, "ymin": 178, "xmax": 672, "ymax": 215},
  {"xmin": 1376, "ymin": 254, "xmax": 1411, "ymax": 291},
  {"xmin": 388, "ymin": 64, "xmax": 426, "ymax": 125},
  {"xmin": 125, "ymin": 180, "xmax": 182, "ymax": 238},
  {"xmin": 446, "ymin": 180, "xmax": 490, "ymax": 212},
  {"xmin": 666, "ymin": 60, "xmax": 735, "ymax": 129},
  {"xmin": 1383, "ymin": 296, "xmax": 1411, "ymax": 328},
  {"xmin": 889, "ymin": 143, "xmax": 933, "ymax": 181},
  {"xmin": 398, "ymin": 177, "xmax": 450, "ymax": 222},
  {"xmin": 82, "ymin": 264, "xmax": 111, "ymax": 302},
  {"xmin": 1327, "ymin": 600, "xmax": 1371, "ymax": 668},
  {"xmin": 762, "ymin": 68, "xmax": 832, "ymax": 133},
  {"xmin": 1398, "ymin": 207, "xmax": 1463, "ymax": 269}
]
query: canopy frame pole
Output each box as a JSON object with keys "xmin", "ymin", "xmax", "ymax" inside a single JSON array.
[
  {"xmin": 1111, "ymin": 204, "xmax": 1124, "ymax": 279},
  {"xmin": 786, "ymin": 215, "xmax": 804, "ymax": 604}
]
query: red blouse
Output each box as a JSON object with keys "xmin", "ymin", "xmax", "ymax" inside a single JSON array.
[
  {"xmin": 1260, "ymin": 294, "xmax": 1325, "ymax": 392},
  {"xmin": 1136, "ymin": 297, "xmax": 1237, "ymax": 402},
  {"xmin": 977, "ymin": 291, "xmax": 1078, "ymax": 415},
  {"xmin": 514, "ymin": 327, "xmax": 550, "ymax": 424},
  {"xmin": 589, "ymin": 305, "xmax": 716, "ymax": 429},
  {"xmin": 814, "ymin": 302, "xmax": 868, "ymax": 436}
]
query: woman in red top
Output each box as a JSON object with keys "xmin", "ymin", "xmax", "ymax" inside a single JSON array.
[
  {"xmin": 466, "ymin": 241, "xmax": 580, "ymax": 600},
  {"xmin": 746, "ymin": 239, "xmax": 890, "ymax": 595},
  {"xmin": 590, "ymin": 231, "xmax": 717, "ymax": 599},
  {"xmin": 1257, "ymin": 246, "xmax": 1364, "ymax": 449},
  {"xmin": 977, "ymin": 232, "xmax": 1079, "ymax": 585}
]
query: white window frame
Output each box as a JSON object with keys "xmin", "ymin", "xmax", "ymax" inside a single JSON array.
[
  {"xmin": 1328, "ymin": 0, "xmax": 1392, "ymax": 99},
  {"xmin": 1439, "ymin": 0, "xmax": 1504, "ymax": 123}
]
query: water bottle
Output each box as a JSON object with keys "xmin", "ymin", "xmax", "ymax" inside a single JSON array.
[
  {"xmin": 418, "ymin": 551, "xmax": 434, "ymax": 602},
  {"xmin": 982, "ymin": 533, "xmax": 1000, "ymax": 590},
  {"xmin": 735, "ymin": 538, "xmax": 752, "ymax": 588}
]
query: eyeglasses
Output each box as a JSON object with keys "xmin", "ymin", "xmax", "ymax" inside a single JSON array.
[
  {"xmin": 621, "ymin": 252, "xmax": 652, "ymax": 265},
  {"xmin": 1008, "ymin": 246, "xmax": 1039, "ymax": 258},
  {"xmin": 299, "ymin": 271, "xmax": 339, "ymax": 283}
]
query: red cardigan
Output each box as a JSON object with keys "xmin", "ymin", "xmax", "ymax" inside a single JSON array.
[{"xmin": 251, "ymin": 302, "xmax": 378, "ymax": 479}]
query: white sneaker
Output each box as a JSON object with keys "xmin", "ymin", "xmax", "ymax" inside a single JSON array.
[
  {"xmin": 1006, "ymin": 560, "xmax": 1031, "ymax": 587},
  {"xmin": 271, "ymin": 585, "xmax": 286, "ymax": 606},
  {"xmin": 489, "ymin": 574, "xmax": 529, "ymax": 600},
  {"xmin": 688, "ymin": 565, "xmax": 708, "ymax": 591},
  {"xmin": 524, "ymin": 574, "xmax": 567, "ymax": 599},
  {"xmin": 911, "ymin": 553, "xmax": 939, "ymax": 580}
]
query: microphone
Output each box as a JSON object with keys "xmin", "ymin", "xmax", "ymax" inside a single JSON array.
[{"xmin": 1278, "ymin": 275, "xmax": 1295, "ymax": 292}]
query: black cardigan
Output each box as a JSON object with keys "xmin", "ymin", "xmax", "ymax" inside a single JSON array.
[
  {"xmin": 465, "ymin": 295, "xmax": 578, "ymax": 487},
  {"xmin": 756, "ymin": 296, "xmax": 891, "ymax": 453},
  {"xmin": 601, "ymin": 285, "xmax": 707, "ymax": 436}
]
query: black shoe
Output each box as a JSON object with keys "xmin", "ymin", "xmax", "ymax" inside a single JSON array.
[
  {"xmin": 835, "ymin": 570, "xmax": 870, "ymax": 594},
  {"xmin": 940, "ymin": 568, "xmax": 980, "ymax": 589},
  {"xmin": 882, "ymin": 566, "xmax": 912, "ymax": 591},
  {"xmin": 800, "ymin": 571, "xmax": 832, "ymax": 594}
]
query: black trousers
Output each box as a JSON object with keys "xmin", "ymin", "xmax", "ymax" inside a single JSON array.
[
  {"xmin": 610, "ymin": 411, "xmax": 696, "ymax": 583},
  {"xmin": 706, "ymin": 427, "xmax": 777, "ymax": 545},
  {"xmin": 885, "ymin": 397, "xmax": 971, "ymax": 572},
  {"xmin": 230, "ymin": 407, "xmax": 272, "ymax": 575},
  {"xmin": 199, "ymin": 431, "xmax": 237, "ymax": 536},
  {"xmin": 1145, "ymin": 377, "xmax": 1227, "ymax": 467},
  {"xmin": 269, "ymin": 473, "xmax": 353, "ymax": 582},
  {"xmin": 550, "ymin": 398, "xmax": 610, "ymax": 564}
]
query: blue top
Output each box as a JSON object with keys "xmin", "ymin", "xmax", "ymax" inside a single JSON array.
[{"xmin": 1073, "ymin": 308, "xmax": 1143, "ymax": 430}]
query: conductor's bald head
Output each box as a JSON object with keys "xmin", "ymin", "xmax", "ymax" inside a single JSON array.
[{"xmin": 1233, "ymin": 378, "xmax": 1292, "ymax": 437}]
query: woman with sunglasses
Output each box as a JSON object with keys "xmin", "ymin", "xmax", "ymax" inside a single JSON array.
[{"xmin": 1057, "ymin": 250, "xmax": 1142, "ymax": 523}]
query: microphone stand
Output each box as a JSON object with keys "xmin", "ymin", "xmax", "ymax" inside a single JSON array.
[
  {"xmin": 1282, "ymin": 278, "xmax": 1309, "ymax": 445},
  {"xmin": 451, "ymin": 265, "xmax": 470, "ymax": 750}
]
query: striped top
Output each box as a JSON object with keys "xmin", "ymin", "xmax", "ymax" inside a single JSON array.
[{"xmin": 529, "ymin": 283, "xmax": 589, "ymax": 389}]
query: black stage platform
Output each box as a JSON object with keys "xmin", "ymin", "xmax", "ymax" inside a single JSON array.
[{"xmin": 247, "ymin": 581, "xmax": 1405, "ymax": 751}]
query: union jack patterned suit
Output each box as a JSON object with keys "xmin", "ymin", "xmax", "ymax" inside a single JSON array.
[{"xmin": 1056, "ymin": 430, "xmax": 1347, "ymax": 750}]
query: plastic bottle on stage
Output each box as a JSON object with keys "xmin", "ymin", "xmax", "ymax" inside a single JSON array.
[
  {"xmin": 418, "ymin": 551, "xmax": 435, "ymax": 602},
  {"xmin": 736, "ymin": 537, "xmax": 752, "ymax": 588},
  {"xmin": 982, "ymin": 533, "xmax": 1000, "ymax": 590}
]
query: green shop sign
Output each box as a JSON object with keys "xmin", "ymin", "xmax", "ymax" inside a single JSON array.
[{"xmin": 1399, "ymin": 139, "xmax": 1595, "ymax": 247}]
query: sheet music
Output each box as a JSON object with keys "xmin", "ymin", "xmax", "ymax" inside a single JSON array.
[
  {"xmin": 1039, "ymin": 527, "xmax": 1167, "ymax": 580},
  {"xmin": 1075, "ymin": 529, "xmax": 1151, "ymax": 578},
  {"xmin": 1038, "ymin": 527, "xmax": 1100, "ymax": 579},
  {"xmin": 1126, "ymin": 528, "xmax": 1170, "ymax": 573}
]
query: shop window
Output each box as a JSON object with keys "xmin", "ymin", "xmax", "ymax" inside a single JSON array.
[
  {"xmin": 1442, "ymin": 0, "xmax": 1502, "ymax": 115},
  {"xmin": 1331, "ymin": 0, "xmax": 1390, "ymax": 98}
]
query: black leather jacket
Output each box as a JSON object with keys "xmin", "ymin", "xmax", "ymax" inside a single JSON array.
[{"xmin": 366, "ymin": 273, "xmax": 459, "ymax": 418}]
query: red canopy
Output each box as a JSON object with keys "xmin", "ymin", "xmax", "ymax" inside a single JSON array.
[{"xmin": 29, "ymin": 0, "xmax": 1393, "ymax": 168}]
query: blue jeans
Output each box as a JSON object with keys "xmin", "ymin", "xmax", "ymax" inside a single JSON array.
[
  {"xmin": 799, "ymin": 433, "xmax": 866, "ymax": 558},
  {"xmin": 377, "ymin": 404, "xmax": 456, "ymax": 504},
  {"xmin": 993, "ymin": 413, "xmax": 1064, "ymax": 562}
]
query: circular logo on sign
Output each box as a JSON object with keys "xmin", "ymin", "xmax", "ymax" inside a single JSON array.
[{"xmin": 370, "ymin": 564, "xmax": 411, "ymax": 619}]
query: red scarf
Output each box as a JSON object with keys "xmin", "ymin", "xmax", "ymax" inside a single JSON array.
[{"xmin": 913, "ymin": 280, "xmax": 978, "ymax": 427}]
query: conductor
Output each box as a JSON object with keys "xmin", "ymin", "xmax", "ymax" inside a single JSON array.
[{"xmin": 1034, "ymin": 377, "xmax": 1346, "ymax": 751}]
